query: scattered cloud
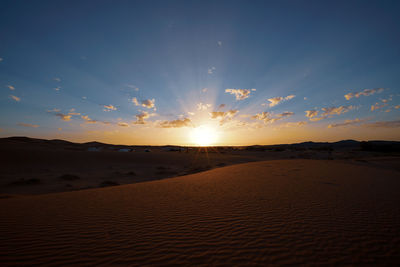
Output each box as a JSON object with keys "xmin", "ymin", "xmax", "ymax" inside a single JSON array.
[
  {"xmin": 53, "ymin": 77, "xmax": 61, "ymax": 82},
  {"xmin": 328, "ymin": 118, "xmax": 365, "ymax": 128},
  {"xmin": 304, "ymin": 97, "xmax": 307, "ymax": 100},
  {"xmin": 344, "ymin": 88, "xmax": 384, "ymax": 100},
  {"xmin": 225, "ymin": 88, "xmax": 253, "ymax": 100},
  {"xmin": 47, "ymin": 108, "xmax": 61, "ymax": 113},
  {"xmin": 197, "ymin": 102, "xmax": 211, "ymax": 110},
  {"xmin": 103, "ymin": 104, "xmax": 117, "ymax": 111},
  {"xmin": 217, "ymin": 41, "xmax": 222, "ymax": 47},
  {"xmin": 371, "ymin": 102, "xmax": 388, "ymax": 111},
  {"xmin": 210, "ymin": 109, "xmax": 239, "ymax": 119},
  {"xmin": 321, "ymin": 105, "xmax": 355, "ymax": 116},
  {"xmin": 126, "ymin": 84, "xmax": 139, "ymax": 91},
  {"xmin": 201, "ymin": 88, "xmax": 208, "ymax": 93},
  {"xmin": 7, "ymin": 85, "xmax": 15, "ymax": 90},
  {"xmin": 81, "ymin": 115, "xmax": 97, "ymax": 124},
  {"xmin": 208, "ymin": 66, "xmax": 216, "ymax": 74},
  {"xmin": 252, "ymin": 111, "xmax": 294, "ymax": 124},
  {"xmin": 187, "ymin": 111, "xmax": 195, "ymax": 116},
  {"xmin": 134, "ymin": 111, "xmax": 152, "ymax": 124},
  {"xmin": 0, "ymin": 57, "xmax": 3, "ymax": 62},
  {"xmin": 305, "ymin": 110, "xmax": 318, "ymax": 119},
  {"xmin": 267, "ymin": 95, "xmax": 295, "ymax": 107},
  {"xmin": 54, "ymin": 87, "xmax": 61, "ymax": 91},
  {"xmin": 363, "ymin": 120, "xmax": 400, "ymax": 128},
  {"xmin": 9, "ymin": 95, "xmax": 20, "ymax": 102},
  {"xmin": 133, "ymin": 98, "xmax": 155, "ymax": 109},
  {"xmin": 218, "ymin": 104, "xmax": 226, "ymax": 109},
  {"xmin": 395, "ymin": 105, "xmax": 400, "ymax": 109},
  {"xmin": 82, "ymin": 96, "xmax": 87, "ymax": 100},
  {"xmin": 160, "ymin": 118, "xmax": 193, "ymax": 128},
  {"xmin": 118, "ymin": 122, "xmax": 129, "ymax": 127},
  {"xmin": 17, "ymin": 123, "xmax": 39, "ymax": 128},
  {"xmin": 56, "ymin": 113, "xmax": 72, "ymax": 121}
]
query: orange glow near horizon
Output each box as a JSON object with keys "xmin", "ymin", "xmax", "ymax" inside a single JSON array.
[{"xmin": 189, "ymin": 125, "xmax": 219, "ymax": 146}]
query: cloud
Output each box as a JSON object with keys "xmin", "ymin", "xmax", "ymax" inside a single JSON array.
[
  {"xmin": 0, "ymin": 57, "xmax": 3, "ymax": 62},
  {"xmin": 208, "ymin": 66, "xmax": 216, "ymax": 74},
  {"xmin": 134, "ymin": 111, "xmax": 154, "ymax": 124},
  {"xmin": 371, "ymin": 102, "xmax": 387, "ymax": 111},
  {"xmin": 17, "ymin": 123, "xmax": 39, "ymax": 128},
  {"xmin": 53, "ymin": 77, "xmax": 61, "ymax": 82},
  {"xmin": 126, "ymin": 84, "xmax": 139, "ymax": 91},
  {"xmin": 82, "ymin": 96, "xmax": 87, "ymax": 100},
  {"xmin": 118, "ymin": 122, "xmax": 129, "ymax": 127},
  {"xmin": 218, "ymin": 104, "xmax": 226, "ymax": 109},
  {"xmin": 217, "ymin": 41, "xmax": 222, "ymax": 47},
  {"xmin": 197, "ymin": 102, "xmax": 211, "ymax": 110},
  {"xmin": 81, "ymin": 115, "xmax": 97, "ymax": 124},
  {"xmin": 160, "ymin": 118, "xmax": 193, "ymax": 128},
  {"xmin": 279, "ymin": 121, "xmax": 308, "ymax": 128},
  {"xmin": 210, "ymin": 109, "xmax": 239, "ymax": 119},
  {"xmin": 9, "ymin": 95, "xmax": 20, "ymax": 102},
  {"xmin": 54, "ymin": 87, "xmax": 61, "ymax": 91},
  {"xmin": 321, "ymin": 105, "xmax": 355, "ymax": 116},
  {"xmin": 328, "ymin": 118, "xmax": 365, "ymax": 128},
  {"xmin": 267, "ymin": 95, "xmax": 295, "ymax": 107},
  {"xmin": 395, "ymin": 105, "xmax": 400, "ymax": 109},
  {"xmin": 103, "ymin": 104, "xmax": 117, "ymax": 111},
  {"xmin": 201, "ymin": 88, "xmax": 208, "ymax": 93},
  {"xmin": 188, "ymin": 111, "xmax": 195, "ymax": 116},
  {"xmin": 344, "ymin": 88, "xmax": 384, "ymax": 100},
  {"xmin": 225, "ymin": 89, "xmax": 253, "ymax": 100},
  {"xmin": 56, "ymin": 113, "xmax": 72, "ymax": 121},
  {"xmin": 7, "ymin": 85, "xmax": 15, "ymax": 90},
  {"xmin": 305, "ymin": 110, "xmax": 318, "ymax": 119},
  {"xmin": 133, "ymin": 98, "xmax": 155, "ymax": 109},
  {"xmin": 363, "ymin": 120, "xmax": 400, "ymax": 128},
  {"xmin": 47, "ymin": 108, "xmax": 61, "ymax": 113},
  {"xmin": 251, "ymin": 112, "xmax": 270, "ymax": 120},
  {"xmin": 251, "ymin": 111, "xmax": 294, "ymax": 124}
]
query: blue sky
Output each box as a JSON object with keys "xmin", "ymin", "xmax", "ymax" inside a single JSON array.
[{"xmin": 0, "ymin": 0, "xmax": 399, "ymax": 145}]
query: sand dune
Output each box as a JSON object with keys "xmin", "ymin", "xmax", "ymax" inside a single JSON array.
[{"xmin": 1, "ymin": 159, "xmax": 400, "ymax": 265}]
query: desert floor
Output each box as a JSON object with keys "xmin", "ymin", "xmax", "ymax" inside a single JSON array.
[{"xmin": 1, "ymin": 159, "xmax": 400, "ymax": 265}]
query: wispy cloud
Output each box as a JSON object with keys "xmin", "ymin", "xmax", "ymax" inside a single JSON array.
[
  {"xmin": 7, "ymin": 85, "xmax": 15, "ymax": 90},
  {"xmin": 118, "ymin": 122, "xmax": 129, "ymax": 127},
  {"xmin": 9, "ymin": 95, "xmax": 20, "ymax": 102},
  {"xmin": 395, "ymin": 105, "xmax": 400, "ymax": 109},
  {"xmin": 344, "ymin": 88, "xmax": 384, "ymax": 100},
  {"xmin": 208, "ymin": 66, "xmax": 216, "ymax": 74},
  {"xmin": 197, "ymin": 102, "xmax": 211, "ymax": 110},
  {"xmin": 54, "ymin": 87, "xmax": 61, "ymax": 91},
  {"xmin": 328, "ymin": 118, "xmax": 365, "ymax": 128},
  {"xmin": 321, "ymin": 105, "xmax": 355, "ymax": 116},
  {"xmin": 53, "ymin": 77, "xmax": 61, "ymax": 82},
  {"xmin": 160, "ymin": 118, "xmax": 193, "ymax": 128},
  {"xmin": 225, "ymin": 89, "xmax": 253, "ymax": 100},
  {"xmin": 252, "ymin": 111, "xmax": 294, "ymax": 124},
  {"xmin": 363, "ymin": 120, "xmax": 400, "ymax": 128},
  {"xmin": 17, "ymin": 123, "xmax": 39, "ymax": 128},
  {"xmin": 126, "ymin": 84, "xmax": 139, "ymax": 91},
  {"xmin": 371, "ymin": 97, "xmax": 392, "ymax": 111},
  {"xmin": 81, "ymin": 115, "xmax": 97, "ymax": 124},
  {"xmin": 0, "ymin": 57, "xmax": 3, "ymax": 62},
  {"xmin": 103, "ymin": 104, "xmax": 117, "ymax": 111},
  {"xmin": 267, "ymin": 95, "xmax": 295, "ymax": 107},
  {"xmin": 217, "ymin": 41, "xmax": 222, "ymax": 47},
  {"xmin": 56, "ymin": 113, "xmax": 72, "ymax": 121}
]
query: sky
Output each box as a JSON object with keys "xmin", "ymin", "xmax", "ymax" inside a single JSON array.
[{"xmin": 0, "ymin": 0, "xmax": 399, "ymax": 146}]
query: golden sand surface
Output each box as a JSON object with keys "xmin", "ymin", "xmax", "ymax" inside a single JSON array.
[{"xmin": 1, "ymin": 159, "xmax": 399, "ymax": 265}]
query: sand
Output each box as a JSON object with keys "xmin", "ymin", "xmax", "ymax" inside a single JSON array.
[{"xmin": 1, "ymin": 159, "xmax": 399, "ymax": 265}]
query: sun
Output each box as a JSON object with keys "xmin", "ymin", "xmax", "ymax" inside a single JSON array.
[{"xmin": 190, "ymin": 125, "xmax": 219, "ymax": 146}]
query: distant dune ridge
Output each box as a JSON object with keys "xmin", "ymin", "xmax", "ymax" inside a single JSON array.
[{"xmin": 1, "ymin": 160, "xmax": 400, "ymax": 265}]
